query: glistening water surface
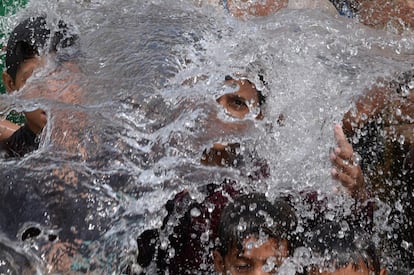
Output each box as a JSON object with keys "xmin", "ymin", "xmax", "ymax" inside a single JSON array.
[{"xmin": 0, "ymin": 0, "xmax": 413, "ymax": 273}]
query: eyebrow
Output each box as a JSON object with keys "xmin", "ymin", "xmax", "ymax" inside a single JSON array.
[{"xmin": 227, "ymin": 94, "xmax": 247, "ymax": 101}]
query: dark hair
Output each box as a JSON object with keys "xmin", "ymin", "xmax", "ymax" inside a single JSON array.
[
  {"xmin": 216, "ymin": 193, "xmax": 297, "ymax": 257},
  {"xmin": 306, "ymin": 221, "xmax": 381, "ymax": 275},
  {"xmin": 5, "ymin": 16, "xmax": 78, "ymax": 81}
]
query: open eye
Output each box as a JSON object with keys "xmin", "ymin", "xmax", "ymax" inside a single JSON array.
[
  {"xmin": 228, "ymin": 95, "xmax": 248, "ymax": 110},
  {"xmin": 235, "ymin": 262, "xmax": 252, "ymax": 272}
]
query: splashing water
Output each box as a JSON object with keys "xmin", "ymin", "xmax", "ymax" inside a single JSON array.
[{"xmin": 0, "ymin": 0, "xmax": 413, "ymax": 273}]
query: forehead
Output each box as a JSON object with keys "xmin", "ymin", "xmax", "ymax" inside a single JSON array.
[
  {"xmin": 228, "ymin": 237, "xmax": 287, "ymax": 261},
  {"xmin": 225, "ymin": 79, "xmax": 259, "ymax": 101},
  {"xmin": 17, "ymin": 57, "xmax": 44, "ymax": 75}
]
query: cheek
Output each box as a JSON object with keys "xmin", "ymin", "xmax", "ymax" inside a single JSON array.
[
  {"xmin": 14, "ymin": 77, "xmax": 26, "ymax": 91},
  {"xmin": 26, "ymin": 110, "xmax": 47, "ymax": 123}
]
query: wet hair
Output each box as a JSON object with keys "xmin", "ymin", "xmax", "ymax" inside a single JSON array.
[
  {"xmin": 5, "ymin": 16, "xmax": 78, "ymax": 81},
  {"xmin": 216, "ymin": 193, "xmax": 297, "ymax": 258},
  {"xmin": 306, "ymin": 221, "xmax": 382, "ymax": 275}
]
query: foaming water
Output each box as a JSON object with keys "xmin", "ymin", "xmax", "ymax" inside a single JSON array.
[{"xmin": 0, "ymin": 0, "xmax": 413, "ymax": 273}]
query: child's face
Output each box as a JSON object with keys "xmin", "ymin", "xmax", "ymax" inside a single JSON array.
[
  {"xmin": 4, "ymin": 56, "xmax": 82, "ymax": 134},
  {"xmin": 214, "ymin": 237, "xmax": 289, "ymax": 275},
  {"xmin": 10, "ymin": 56, "xmax": 45, "ymax": 91},
  {"xmin": 217, "ymin": 79, "xmax": 262, "ymax": 120}
]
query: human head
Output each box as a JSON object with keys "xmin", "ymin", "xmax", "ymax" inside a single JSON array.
[
  {"xmin": 3, "ymin": 16, "xmax": 77, "ymax": 91},
  {"xmin": 217, "ymin": 75, "xmax": 265, "ymax": 120},
  {"xmin": 306, "ymin": 222, "xmax": 387, "ymax": 275},
  {"xmin": 2, "ymin": 16, "xmax": 78, "ymax": 134},
  {"xmin": 213, "ymin": 193, "xmax": 297, "ymax": 274}
]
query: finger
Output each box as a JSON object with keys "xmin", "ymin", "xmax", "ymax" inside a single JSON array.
[
  {"xmin": 333, "ymin": 124, "xmax": 354, "ymax": 159},
  {"xmin": 331, "ymin": 168, "xmax": 356, "ymax": 190},
  {"xmin": 334, "ymin": 124, "xmax": 347, "ymax": 147},
  {"xmin": 331, "ymin": 153, "xmax": 351, "ymax": 170},
  {"xmin": 332, "ymin": 154, "xmax": 362, "ymax": 180}
]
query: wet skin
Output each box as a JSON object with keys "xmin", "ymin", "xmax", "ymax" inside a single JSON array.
[
  {"xmin": 217, "ymin": 78, "xmax": 262, "ymax": 120},
  {"xmin": 2, "ymin": 57, "xmax": 47, "ymax": 135},
  {"xmin": 2, "ymin": 56, "xmax": 82, "ymax": 136},
  {"xmin": 214, "ymin": 237, "xmax": 289, "ymax": 275},
  {"xmin": 226, "ymin": 0, "xmax": 288, "ymax": 17},
  {"xmin": 330, "ymin": 124, "xmax": 366, "ymax": 201},
  {"xmin": 201, "ymin": 78, "xmax": 263, "ymax": 167},
  {"xmin": 357, "ymin": 0, "xmax": 414, "ymax": 32}
]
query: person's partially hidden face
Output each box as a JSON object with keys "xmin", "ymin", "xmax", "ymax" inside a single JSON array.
[
  {"xmin": 309, "ymin": 261, "xmax": 387, "ymax": 275},
  {"xmin": 4, "ymin": 56, "xmax": 44, "ymax": 92},
  {"xmin": 2, "ymin": 56, "xmax": 47, "ymax": 134},
  {"xmin": 226, "ymin": 0, "xmax": 288, "ymax": 17},
  {"xmin": 217, "ymin": 78, "xmax": 262, "ymax": 120},
  {"xmin": 214, "ymin": 237, "xmax": 289, "ymax": 275},
  {"xmin": 3, "ymin": 56, "xmax": 82, "ymax": 134}
]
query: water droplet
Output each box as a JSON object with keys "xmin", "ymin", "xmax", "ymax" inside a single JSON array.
[
  {"xmin": 168, "ymin": 248, "xmax": 175, "ymax": 258},
  {"xmin": 200, "ymin": 231, "xmax": 209, "ymax": 243},
  {"xmin": 263, "ymin": 257, "xmax": 276, "ymax": 272},
  {"xmin": 398, "ymin": 135, "xmax": 405, "ymax": 145},
  {"xmin": 401, "ymin": 240, "xmax": 412, "ymax": 251},
  {"xmin": 190, "ymin": 207, "xmax": 201, "ymax": 217},
  {"xmin": 395, "ymin": 108, "xmax": 402, "ymax": 116}
]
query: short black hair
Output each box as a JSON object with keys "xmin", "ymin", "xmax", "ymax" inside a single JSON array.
[
  {"xmin": 5, "ymin": 16, "xmax": 78, "ymax": 81},
  {"xmin": 216, "ymin": 193, "xmax": 297, "ymax": 257},
  {"xmin": 306, "ymin": 221, "xmax": 381, "ymax": 275}
]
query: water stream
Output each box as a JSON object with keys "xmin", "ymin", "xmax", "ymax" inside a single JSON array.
[{"xmin": 0, "ymin": 0, "xmax": 413, "ymax": 273}]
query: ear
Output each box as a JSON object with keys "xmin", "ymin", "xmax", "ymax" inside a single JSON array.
[
  {"xmin": 380, "ymin": 268, "xmax": 387, "ymax": 275},
  {"xmin": 2, "ymin": 71, "xmax": 16, "ymax": 93},
  {"xmin": 213, "ymin": 250, "xmax": 225, "ymax": 274}
]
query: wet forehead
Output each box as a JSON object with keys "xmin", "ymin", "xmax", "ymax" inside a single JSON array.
[{"xmin": 228, "ymin": 79, "xmax": 259, "ymax": 103}]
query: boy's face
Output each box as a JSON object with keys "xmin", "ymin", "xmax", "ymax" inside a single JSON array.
[
  {"xmin": 217, "ymin": 79, "xmax": 262, "ymax": 120},
  {"xmin": 3, "ymin": 56, "xmax": 44, "ymax": 92},
  {"xmin": 214, "ymin": 237, "xmax": 289, "ymax": 275},
  {"xmin": 3, "ymin": 56, "xmax": 82, "ymax": 134},
  {"xmin": 2, "ymin": 56, "xmax": 47, "ymax": 134},
  {"xmin": 309, "ymin": 261, "xmax": 387, "ymax": 275}
]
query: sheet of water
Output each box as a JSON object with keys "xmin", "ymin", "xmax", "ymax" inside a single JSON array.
[{"xmin": 0, "ymin": 0, "xmax": 413, "ymax": 273}]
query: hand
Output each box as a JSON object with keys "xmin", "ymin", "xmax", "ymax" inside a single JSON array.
[{"xmin": 330, "ymin": 124, "xmax": 367, "ymax": 201}]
